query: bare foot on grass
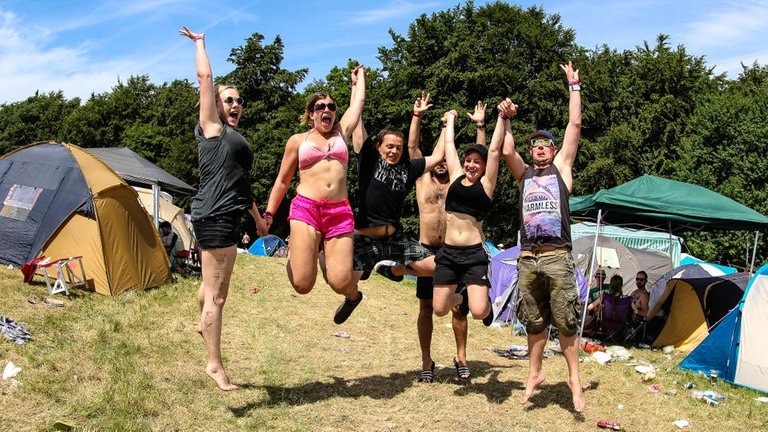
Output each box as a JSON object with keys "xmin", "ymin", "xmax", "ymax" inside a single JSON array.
[
  {"xmin": 568, "ymin": 378, "xmax": 585, "ymax": 412},
  {"xmin": 520, "ymin": 373, "xmax": 546, "ymax": 404},
  {"xmin": 206, "ymin": 363, "xmax": 238, "ymax": 391}
]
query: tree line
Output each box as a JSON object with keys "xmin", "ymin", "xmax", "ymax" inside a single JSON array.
[{"xmin": 1, "ymin": 1, "xmax": 766, "ymax": 268}]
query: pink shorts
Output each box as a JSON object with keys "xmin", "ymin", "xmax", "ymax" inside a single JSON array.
[{"xmin": 289, "ymin": 194, "xmax": 354, "ymax": 238}]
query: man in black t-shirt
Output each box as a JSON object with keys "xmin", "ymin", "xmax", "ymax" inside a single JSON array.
[{"xmin": 351, "ymin": 116, "xmax": 445, "ymax": 281}]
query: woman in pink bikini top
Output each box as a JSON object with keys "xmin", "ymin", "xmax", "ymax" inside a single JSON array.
[{"xmin": 264, "ymin": 65, "xmax": 367, "ymax": 324}]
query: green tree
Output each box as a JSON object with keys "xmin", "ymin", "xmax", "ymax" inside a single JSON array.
[
  {"xmin": 674, "ymin": 63, "xmax": 768, "ymax": 266},
  {"xmin": 0, "ymin": 91, "xmax": 80, "ymax": 153}
]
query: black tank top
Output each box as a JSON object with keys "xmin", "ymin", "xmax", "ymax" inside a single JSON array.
[
  {"xmin": 445, "ymin": 175, "xmax": 492, "ymax": 221},
  {"xmin": 519, "ymin": 165, "xmax": 572, "ymax": 250}
]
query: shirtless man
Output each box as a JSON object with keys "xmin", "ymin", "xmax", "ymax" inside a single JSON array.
[{"xmin": 411, "ymin": 98, "xmax": 487, "ymax": 382}]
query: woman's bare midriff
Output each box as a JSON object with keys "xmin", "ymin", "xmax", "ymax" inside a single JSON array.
[{"xmin": 296, "ymin": 161, "xmax": 348, "ymax": 201}]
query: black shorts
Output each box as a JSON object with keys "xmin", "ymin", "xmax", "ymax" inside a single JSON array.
[
  {"xmin": 192, "ymin": 209, "xmax": 244, "ymax": 250},
  {"xmin": 433, "ymin": 243, "xmax": 490, "ymax": 287}
]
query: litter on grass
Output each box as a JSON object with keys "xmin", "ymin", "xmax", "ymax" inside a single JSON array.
[
  {"xmin": 3, "ymin": 361, "xmax": 21, "ymax": 380},
  {"xmin": 0, "ymin": 316, "xmax": 32, "ymax": 345}
]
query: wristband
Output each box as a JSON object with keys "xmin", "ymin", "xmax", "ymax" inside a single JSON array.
[
  {"xmin": 263, "ymin": 211, "xmax": 273, "ymax": 219},
  {"xmin": 569, "ymin": 84, "xmax": 581, "ymax": 92},
  {"xmin": 192, "ymin": 35, "xmax": 205, "ymax": 42},
  {"xmin": 476, "ymin": 123, "xmax": 485, "ymax": 128},
  {"xmin": 498, "ymin": 113, "xmax": 509, "ymax": 120},
  {"xmin": 412, "ymin": 112, "xmax": 421, "ymax": 118},
  {"xmin": 569, "ymin": 80, "xmax": 580, "ymax": 85}
]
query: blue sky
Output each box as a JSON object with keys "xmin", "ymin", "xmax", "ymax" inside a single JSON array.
[{"xmin": 1, "ymin": 0, "xmax": 768, "ymax": 104}]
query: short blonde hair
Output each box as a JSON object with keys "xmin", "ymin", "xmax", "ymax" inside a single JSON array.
[{"xmin": 214, "ymin": 84, "xmax": 239, "ymax": 98}]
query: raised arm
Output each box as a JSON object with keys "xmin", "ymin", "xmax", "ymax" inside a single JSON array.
[
  {"xmin": 481, "ymin": 101, "xmax": 508, "ymax": 197},
  {"xmin": 408, "ymin": 91, "xmax": 433, "ymax": 159},
  {"xmin": 499, "ymin": 98, "xmax": 526, "ymax": 182},
  {"xmin": 338, "ymin": 65, "xmax": 366, "ymax": 139},
  {"xmin": 179, "ymin": 26, "xmax": 222, "ymax": 139},
  {"xmin": 553, "ymin": 60, "xmax": 581, "ymax": 191},
  {"xmin": 443, "ymin": 110, "xmax": 461, "ymax": 179},
  {"xmin": 466, "ymin": 100, "xmax": 487, "ymax": 146},
  {"xmin": 350, "ymin": 66, "xmax": 368, "ymax": 154}
]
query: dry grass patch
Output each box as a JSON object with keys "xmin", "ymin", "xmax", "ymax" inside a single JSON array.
[{"xmin": 1, "ymin": 255, "xmax": 766, "ymax": 431}]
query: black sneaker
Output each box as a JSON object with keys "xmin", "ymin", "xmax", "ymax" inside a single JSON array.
[
  {"xmin": 374, "ymin": 260, "xmax": 403, "ymax": 282},
  {"xmin": 333, "ymin": 292, "xmax": 363, "ymax": 324}
]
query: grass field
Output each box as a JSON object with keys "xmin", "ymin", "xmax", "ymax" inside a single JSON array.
[{"xmin": 1, "ymin": 254, "xmax": 766, "ymax": 431}]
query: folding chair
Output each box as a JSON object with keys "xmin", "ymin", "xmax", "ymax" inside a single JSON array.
[{"xmin": 37, "ymin": 256, "xmax": 87, "ymax": 295}]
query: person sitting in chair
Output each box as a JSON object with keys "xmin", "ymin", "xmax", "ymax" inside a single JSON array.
[{"xmin": 588, "ymin": 274, "xmax": 631, "ymax": 334}]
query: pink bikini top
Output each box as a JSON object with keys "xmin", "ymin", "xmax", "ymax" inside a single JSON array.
[{"xmin": 298, "ymin": 130, "xmax": 349, "ymax": 170}]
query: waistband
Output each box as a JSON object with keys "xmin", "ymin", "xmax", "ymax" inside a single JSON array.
[{"xmin": 519, "ymin": 246, "xmax": 569, "ymax": 257}]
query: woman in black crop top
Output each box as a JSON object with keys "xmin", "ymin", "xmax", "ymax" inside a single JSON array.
[{"xmin": 432, "ymin": 100, "xmax": 514, "ymax": 329}]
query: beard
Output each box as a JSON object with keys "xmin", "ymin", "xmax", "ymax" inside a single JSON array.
[{"xmin": 432, "ymin": 168, "xmax": 449, "ymax": 180}]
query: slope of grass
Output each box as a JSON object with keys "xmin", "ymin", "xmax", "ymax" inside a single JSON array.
[{"xmin": 1, "ymin": 255, "xmax": 766, "ymax": 431}]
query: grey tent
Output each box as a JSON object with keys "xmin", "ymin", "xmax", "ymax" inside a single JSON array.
[
  {"xmin": 85, "ymin": 147, "xmax": 195, "ymax": 196},
  {"xmin": 86, "ymin": 147, "xmax": 196, "ymax": 228}
]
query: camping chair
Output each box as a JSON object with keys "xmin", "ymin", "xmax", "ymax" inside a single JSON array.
[
  {"xmin": 598, "ymin": 295, "xmax": 633, "ymax": 342},
  {"xmin": 37, "ymin": 256, "xmax": 87, "ymax": 295}
]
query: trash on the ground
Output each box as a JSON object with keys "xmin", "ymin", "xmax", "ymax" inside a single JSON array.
[
  {"xmin": 0, "ymin": 316, "xmax": 32, "ymax": 345},
  {"xmin": 690, "ymin": 390, "xmax": 722, "ymax": 406},
  {"xmin": 597, "ymin": 420, "xmax": 621, "ymax": 430},
  {"xmin": 662, "ymin": 345, "xmax": 675, "ymax": 354},
  {"xmin": 637, "ymin": 343, "xmax": 652, "ymax": 349},
  {"xmin": 665, "ymin": 389, "xmax": 678, "ymax": 396},
  {"xmin": 649, "ymin": 384, "xmax": 662, "ymax": 392},
  {"xmin": 582, "ymin": 339, "xmax": 604, "ymax": 353},
  {"xmin": 640, "ymin": 369, "xmax": 657, "ymax": 382},
  {"xmin": 673, "ymin": 419, "xmax": 690, "ymax": 429},
  {"xmin": 44, "ymin": 297, "xmax": 65, "ymax": 307},
  {"xmin": 592, "ymin": 351, "xmax": 612, "ymax": 364},
  {"xmin": 491, "ymin": 346, "xmax": 529, "ymax": 359},
  {"xmin": 635, "ymin": 365, "xmax": 654, "ymax": 374},
  {"xmin": 52, "ymin": 420, "xmax": 74, "ymax": 431},
  {"xmin": 756, "ymin": 396, "xmax": 768, "ymax": 403},
  {"xmin": 3, "ymin": 361, "xmax": 21, "ymax": 380},
  {"xmin": 333, "ymin": 331, "xmax": 350, "ymax": 339},
  {"xmin": 606, "ymin": 345, "xmax": 632, "ymax": 361},
  {"xmin": 684, "ymin": 382, "xmax": 695, "ymax": 389}
]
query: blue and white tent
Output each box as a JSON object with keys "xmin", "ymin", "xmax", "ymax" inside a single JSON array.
[
  {"xmin": 248, "ymin": 235, "xmax": 287, "ymax": 257},
  {"xmin": 679, "ymin": 263, "xmax": 768, "ymax": 394}
]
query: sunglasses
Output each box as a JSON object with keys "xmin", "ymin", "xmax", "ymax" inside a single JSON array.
[
  {"xmin": 595, "ymin": 274, "xmax": 606, "ymax": 278},
  {"xmin": 529, "ymin": 139, "xmax": 555, "ymax": 148},
  {"xmin": 314, "ymin": 102, "xmax": 337, "ymax": 112},
  {"xmin": 636, "ymin": 278, "xmax": 646, "ymax": 281},
  {"xmin": 223, "ymin": 96, "xmax": 244, "ymax": 105}
]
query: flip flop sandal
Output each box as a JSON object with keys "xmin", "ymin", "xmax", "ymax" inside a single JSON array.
[
  {"xmin": 418, "ymin": 361, "xmax": 436, "ymax": 383},
  {"xmin": 454, "ymin": 357, "xmax": 471, "ymax": 380}
]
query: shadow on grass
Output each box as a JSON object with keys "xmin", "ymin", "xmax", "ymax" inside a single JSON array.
[{"xmin": 229, "ymin": 360, "xmax": 571, "ymax": 417}]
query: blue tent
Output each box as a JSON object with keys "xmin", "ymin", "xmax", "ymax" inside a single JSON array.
[
  {"xmin": 680, "ymin": 264, "xmax": 768, "ymax": 394},
  {"xmin": 248, "ymin": 235, "xmax": 286, "ymax": 257}
]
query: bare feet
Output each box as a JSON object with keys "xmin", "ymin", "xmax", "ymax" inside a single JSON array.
[
  {"xmin": 568, "ymin": 377, "xmax": 586, "ymax": 412},
  {"xmin": 206, "ymin": 363, "xmax": 238, "ymax": 391},
  {"xmin": 520, "ymin": 373, "xmax": 546, "ymax": 404}
]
